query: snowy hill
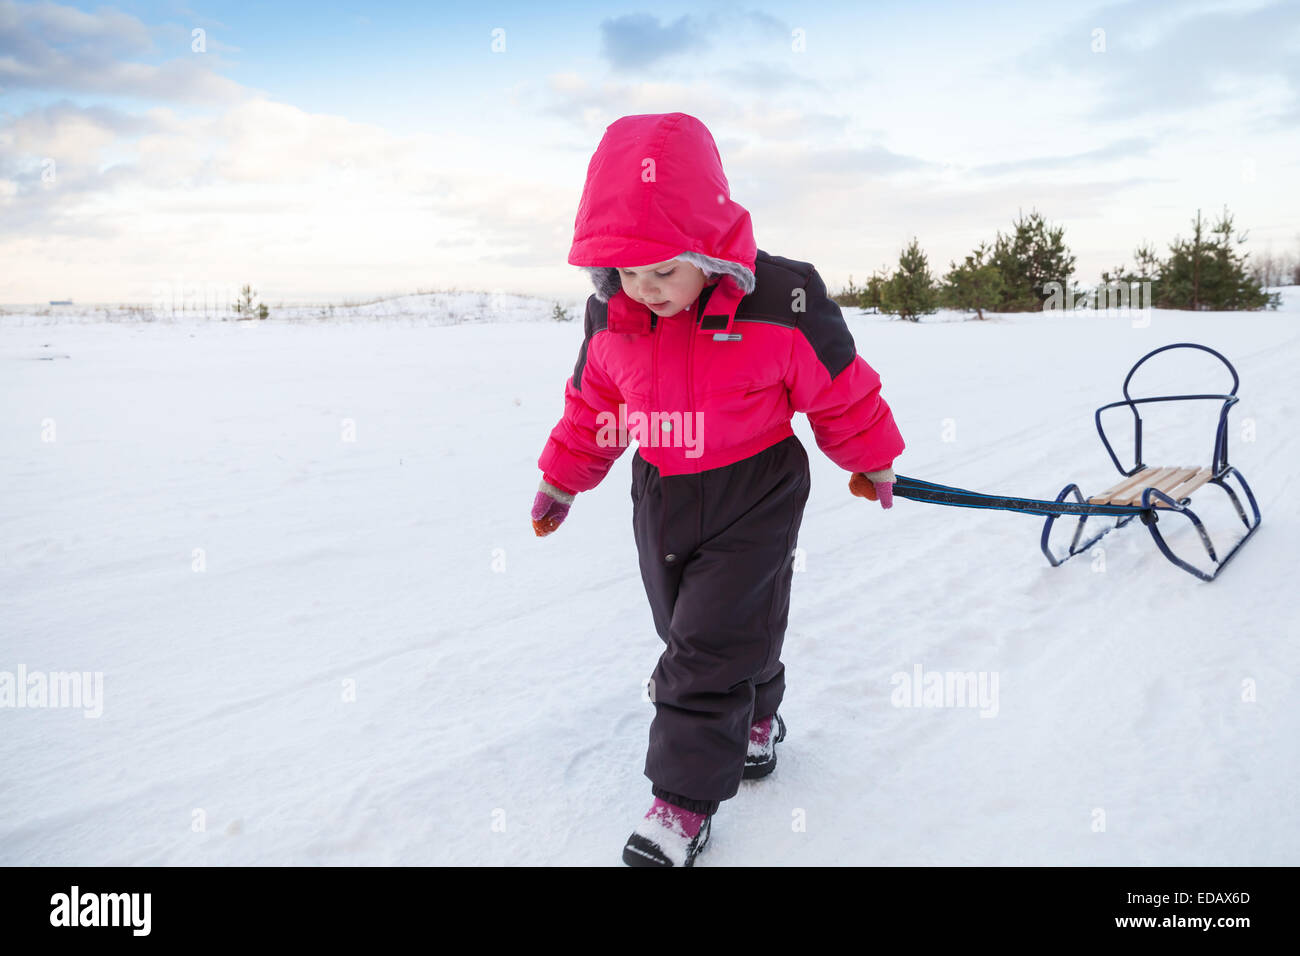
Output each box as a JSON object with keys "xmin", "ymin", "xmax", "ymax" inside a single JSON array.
[
  {"xmin": 0, "ymin": 289, "xmax": 583, "ymax": 327},
  {"xmin": 1, "ymin": 288, "xmax": 1297, "ymax": 865}
]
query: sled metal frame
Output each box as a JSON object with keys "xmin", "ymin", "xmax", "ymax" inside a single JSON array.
[{"xmin": 1039, "ymin": 343, "xmax": 1261, "ymax": 581}]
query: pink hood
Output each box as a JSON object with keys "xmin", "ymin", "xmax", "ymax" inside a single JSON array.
[{"xmin": 568, "ymin": 112, "xmax": 757, "ymax": 280}]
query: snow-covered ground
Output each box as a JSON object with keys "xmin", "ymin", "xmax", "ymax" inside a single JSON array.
[{"xmin": 2, "ymin": 288, "xmax": 1297, "ymax": 865}]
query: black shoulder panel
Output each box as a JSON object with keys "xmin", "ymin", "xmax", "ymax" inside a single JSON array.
[
  {"xmin": 740, "ymin": 250, "xmax": 856, "ymax": 378},
  {"xmin": 734, "ymin": 249, "xmax": 811, "ymax": 327},
  {"xmin": 572, "ymin": 295, "xmax": 608, "ymax": 391},
  {"xmin": 798, "ymin": 267, "xmax": 857, "ymax": 379}
]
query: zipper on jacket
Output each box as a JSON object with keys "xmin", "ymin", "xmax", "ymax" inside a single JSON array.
[
  {"xmin": 689, "ymin": 299, "xmax": 702, "ymax": 542},
  {"xmin": 652, "ymin": 306, "xmax": 661, "ymax": 428},
  {"xmin": 651, "ymin": 312, "xmax": 665, "ymax": 559},
  {"xmin": 687, "ymin": 303, "xmax": 696, "ymax": 451}
]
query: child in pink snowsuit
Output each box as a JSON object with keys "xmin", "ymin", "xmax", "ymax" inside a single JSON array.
[{"xmin": 531, "ymin": 112, "xmax": 905, "ymax": 866}]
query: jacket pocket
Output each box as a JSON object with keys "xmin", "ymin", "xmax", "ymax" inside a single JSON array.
[{"xmin": 699, "ymin": 376, "xmax": 783, "ymax": 402}]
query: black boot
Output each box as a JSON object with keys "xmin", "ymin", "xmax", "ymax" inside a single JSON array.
[
  {"xmin": 742, "ymin": 712, "xmax": 786, "ymax": 779},
  {"xmin": 622, "ymin": 798, "xmax": 712, "ymax": 867}
]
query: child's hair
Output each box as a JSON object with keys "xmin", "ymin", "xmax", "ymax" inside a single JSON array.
[{"xmin": 581, "ymin": 250, "xmax": 756, "ymax": 303}]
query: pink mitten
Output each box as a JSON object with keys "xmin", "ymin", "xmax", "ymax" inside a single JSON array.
[
  {"xmin": 532, "ymin": 474, "xmax": 577, "ymax": 536},
  {"xmin": 848, "ymin": 466, "xmax": 896, "ymax": 510}
]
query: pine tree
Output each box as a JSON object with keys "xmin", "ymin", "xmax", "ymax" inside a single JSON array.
[
  {"xmin": 235, "ymin": 284, "xmax": 257, "ymax": 320},
  {"xmin": 941, "ymin": 242, "xmax": 1005, "ymax": 320},
  {"xmin": 833, "ymin": 275, "xmax": 863, "ymax": 309},
  {"xmin": 880, "ymin": 238, "xmax": 939, "ymax": 322},
  {"xmin": 1098, "ymin": 242, "xmax": 1161, "ymax": 309},
  {"xmin": 1158, "ymin": 208, "xmax": 1279, "ymax": 310},
  {"xmin": 865, "ymin": 267, "xmax": 890, "ymax": 314},
  {"xmin": 1159, "ymin": 210, "xmax": 1210, "ymax": 310},
  {"xmin": 989, "ymin": 210, "xmax": 1077, "ymax": 311}
]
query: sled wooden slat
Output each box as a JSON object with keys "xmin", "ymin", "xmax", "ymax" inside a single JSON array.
[
  {"xmin": 1142, "ymin": 466, "xmax": 1201, "ymax": 503},
  {"xmin": 1087, "ymin": 465, "xmax": 1219, "ymax": 508},
  {"xmin": 1108, "ymin": 467, "xmax": 1180, "ymax": 506},
  {"xmin": 1156, "ymin": 467, "xmax": 1215, "ymax": 507},
  {"xmin": 1087, "ymin": 466, "xmax": 1159, "ymax": 505},
  {"xmin": 1087, "ymin": 466, "xmax": 1164, "ymax": 505},
  {"xmin": 1112, "ymin": 466, "xmax": 1199, "ymax": 506}
]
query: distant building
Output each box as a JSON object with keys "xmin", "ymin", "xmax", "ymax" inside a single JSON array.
[{"xmin": 49, "ymin": 300, "xmax": 73, "ymax": 306}]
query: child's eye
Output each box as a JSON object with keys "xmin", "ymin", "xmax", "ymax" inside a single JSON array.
[{"xmin": 621, "ymin": 269, "xmax": 675, "ymax": 278}]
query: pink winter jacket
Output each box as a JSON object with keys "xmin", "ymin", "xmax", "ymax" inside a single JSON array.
[
  {"xmin": 538, "ymin": 112, "xmax": 905, "ymax": 493},
  {"xmin": 538, "ymin": 250, "xmax": 906, "ymax": 491}
]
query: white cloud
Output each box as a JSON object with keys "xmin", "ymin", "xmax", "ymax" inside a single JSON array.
[{"xmin": 0, "ymin": 0, "xmax": 250, "ymax": 103}]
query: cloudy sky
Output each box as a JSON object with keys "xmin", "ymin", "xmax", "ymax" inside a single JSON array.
[{"xmin": 1, "ymin": 0, "xmax": 1298, "ymax": 305}]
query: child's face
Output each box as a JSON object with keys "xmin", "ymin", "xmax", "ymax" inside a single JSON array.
[{"xmin": 617, "ymin": 258, "xmax": 707, "ymax": 316}]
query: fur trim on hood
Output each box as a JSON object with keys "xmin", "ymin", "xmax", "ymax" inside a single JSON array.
[{"xmin": 581, "ymin": 250, "xmax": 757, "ymax": 304}]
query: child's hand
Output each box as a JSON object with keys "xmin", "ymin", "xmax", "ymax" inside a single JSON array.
[
  {"xmin": 849, "ymin": 467, "xmax": 895, "ymax": 509},
  {"xmin": 532, "ymin": 476, "xmax": 576, "ymax": 536}
]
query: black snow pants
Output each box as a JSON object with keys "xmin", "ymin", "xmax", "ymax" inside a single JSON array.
[{"xmin": 631, "ymin": 433, "xmax": 812, "ymax": 816}]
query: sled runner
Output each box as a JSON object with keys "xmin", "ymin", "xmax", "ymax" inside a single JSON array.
[{"xmin": 891, "ymin": 343, "xmax": 1262, "ymax": 582}]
